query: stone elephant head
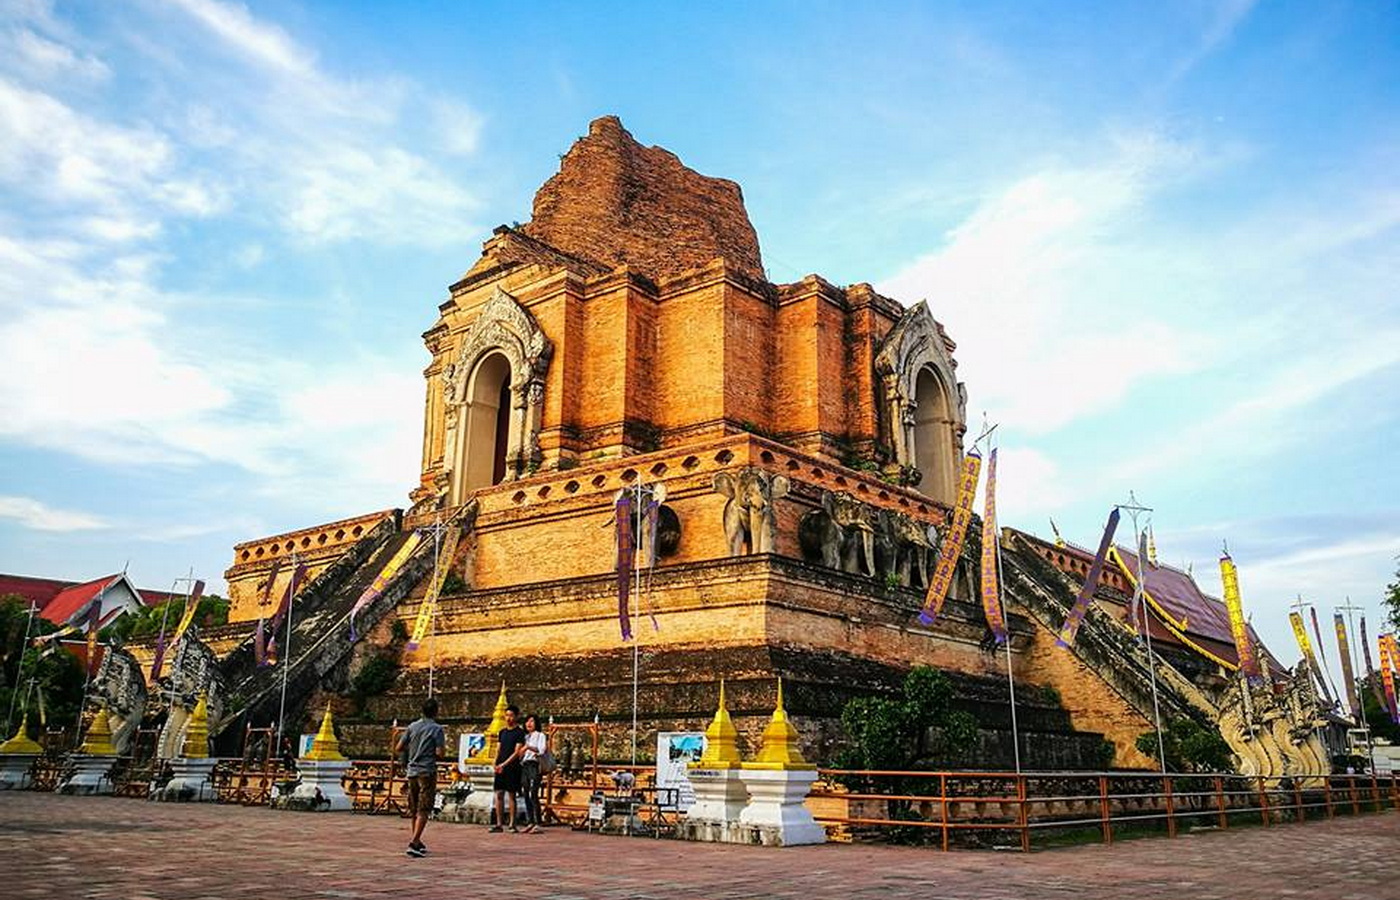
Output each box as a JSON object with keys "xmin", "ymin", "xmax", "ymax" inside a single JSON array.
[
  {"xmin": 820, "ymin": 491, "xmax": 878, "ymax": 577},
  {"xmin": 882, "ymin": 509, "xmax": 938, "ymax": 589},
  {"xmin": 713, "ymin": 467, "xmax": 790, "ymax": 555}
]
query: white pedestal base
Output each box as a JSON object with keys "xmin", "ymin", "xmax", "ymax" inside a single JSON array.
[
  {"xmin": 285, "ymin": 760, "xmax": 353, "ymax": 811},
  {"xmin": 679, "ymin": 767, "xmax": 750, "ymax": 842},
  {"xmin": 456, "ymin": 765, "xmax": 498, "ymax": 824},
  {"xmin": 738, "ymin": 767, "xmax": 826, "ymax": 846},
  {"xmin": 58, "ymin": 754, "xmax": 117, "ymax": 795},
  {"xmin": 0, "ymin": 754, "xmax": 37, "ymax": 790},
  {"xmin": 156, "ymin": 757, "xmax": 218, "ymax": 802}
]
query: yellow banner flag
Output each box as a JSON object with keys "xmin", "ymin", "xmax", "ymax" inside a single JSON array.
[
  {"xmin": 169, "ymin": 580, "xmax": 207, "ymax": 645},
  {"xmin": 408, "ymin": 527, "xmax": 461, "ymax": 651},
  {"xmin": 918, "ymin": 451, "xmax": 981, "ymax": 626},
  {"xmin": 1219, "ymin": 554, "xmax": 1259, "ymax": 679}
]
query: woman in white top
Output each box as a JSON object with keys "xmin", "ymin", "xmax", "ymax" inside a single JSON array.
[{"xmin": 520, "ymin": 714, "xmax": 548, "ymax": 833}]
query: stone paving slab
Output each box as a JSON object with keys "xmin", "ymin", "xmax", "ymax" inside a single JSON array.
[{"xmin": 1, "ymin": 793, "xmax": 1397, "ymax": 900}]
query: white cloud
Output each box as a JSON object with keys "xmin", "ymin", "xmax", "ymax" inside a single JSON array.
[
  {"xmin": 161, "ymin": 0, "xmax": 315, "ymax": 77},
  {"xmin": 0, "ymin": 496, "xmax": 108, "ymax": 532},
  {"xmin": 880, "ymin": 130, "xmax": 1207, "ymax": 433},
  {"xmin": 5, "ymin": 27, "xmax": 111, "ymax": 81},
  {"xmin": 0, "ymin": 0, "xmax": 481, "ymax": 499},
  {"xmin": 431, "ymin": 98, "xmax": 485, "ymax": 156},
  {"xmin": 991, "ymin": 445, "xmax": 1074, "ymax": 522}
]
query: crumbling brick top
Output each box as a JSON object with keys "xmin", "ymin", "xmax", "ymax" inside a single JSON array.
[{"xmin": 520, "ymin": 115, "xmax": 765, "ymax": 283}]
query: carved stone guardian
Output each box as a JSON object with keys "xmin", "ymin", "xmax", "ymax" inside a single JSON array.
[{"xmin": 713, "ymin": 468, "xmax": 790, "ymax": 555}]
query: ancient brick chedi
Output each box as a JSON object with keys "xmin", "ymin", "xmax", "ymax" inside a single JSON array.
[{"xmin": 110, "ymin": 116, "xmax": 1331, "ymax": 773}]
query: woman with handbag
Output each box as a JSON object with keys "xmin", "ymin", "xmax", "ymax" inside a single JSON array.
[{"xmin": 520, "ymin": 714, "xmax": 550, "ymax": 833}]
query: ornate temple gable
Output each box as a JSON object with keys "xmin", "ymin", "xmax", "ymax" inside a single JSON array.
[
  {"xmin": 440, "ymin": 286, "xmax": 553, "ymax": 505},
  {"xmin": 521, "ymin": 115, "xmax": 765, "ymax": 283},
  {"xmin": 873, "ymin": 301, "xmax": 967, "ymax": 503}
]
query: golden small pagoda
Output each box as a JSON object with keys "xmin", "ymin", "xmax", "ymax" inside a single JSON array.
[
  {"xmin": 693, "ymin": 679, "xmax": 741, "ymax": 768},
  {"xmin": 303, "ymin": 704, "xmax": 346, "ymax": 762},
  {"xmin": 467, "ymin": 682, "xmax": 509, "ymax": 764},
  {"xmin": 743, "ymin": 679, "xmax": 814, "ymax": 770},
  {"xmin": 78, "ymin": 709, "xmax": 117, "ymax": 757},
  {"xmin": 181, "ymin": 695, "xmax": 210, "ymax": 759},
  {"xmin": 0, "ymin": 711, "xmax": 42, "ymax": 756}
]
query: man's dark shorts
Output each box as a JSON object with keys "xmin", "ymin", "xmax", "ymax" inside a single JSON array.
[{"xmin": 405, "ymin": 773, "xmax": 436, "ymax": 817}]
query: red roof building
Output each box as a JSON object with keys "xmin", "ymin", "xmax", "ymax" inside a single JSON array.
[{"xmin": 1, "ymin": 572, "xmax": 156, "ymax": 628}]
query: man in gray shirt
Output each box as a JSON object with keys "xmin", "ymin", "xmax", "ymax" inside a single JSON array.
[{"xmin": 397, "ymin": 698, "xmax": 445, "ymax": 857}]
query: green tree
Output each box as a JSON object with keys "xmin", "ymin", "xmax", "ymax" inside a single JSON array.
[
  {"xmin": 101, "ymin": 594, "xmax": 230, "ymax": 643},
  {"xmin": 837, "ymin": 666, "xmax": 979, "ymax": 771},
  {"xmin": 1385, "ymin": 558, "xmax": 1400, "ymax": 634},
  {"xmin": 1, "ymin": 596, "xmax": 86, "ymax": 734},
  {"xmin": 1136, "ymin": 718, "xmax": 1234, "ymax": 773},
  {"xmin": 1359, "ymin": 675, "xmax": 1400, "ymax": 743}
]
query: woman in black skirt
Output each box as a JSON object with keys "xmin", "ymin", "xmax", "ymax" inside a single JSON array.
[{"xmin": 491, "ymin": 705, "xmax": 526, "ymax": 832}]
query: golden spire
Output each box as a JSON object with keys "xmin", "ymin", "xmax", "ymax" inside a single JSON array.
[
  {"xmin": 0, "ymin": 710, "xmax": 42, "ymax": 755},
  {"xmin": 79, "ymin": 708, "xmax": 117, "ymax": 757},
  {"xmin": 1147, "ymin": 526, "xmax": 1158, "ymax": 567},
  {"xmin": 744, "ymin": 678, "xmax": 814, "ymax": 770},
  {"xmin": 181, "ymin": 694, "xmax": 210, "ymax": 759},
  {"xmin": 303, "ymin": 703, "xmax": 346, "ymax": 762},
  {"xmin": 468, "ymin": 682, "xmax": 509, "ymax": 763},
  {"xmin": 694, "ymin": 678, "xmax": 741, "ymax": 768}
]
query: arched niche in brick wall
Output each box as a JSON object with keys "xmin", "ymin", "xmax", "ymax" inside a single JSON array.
[
  {"xmin": 442, "ymin": 287, "xmax": 553, "ymax": 504},
  {"xmin": 874, "ymin": 301, "xmax": 967, "ymax": 505}
]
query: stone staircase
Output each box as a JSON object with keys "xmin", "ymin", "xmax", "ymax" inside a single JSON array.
[{"xmin": 212, "ymin": 519, "xmax": 436, "ymax": 755}]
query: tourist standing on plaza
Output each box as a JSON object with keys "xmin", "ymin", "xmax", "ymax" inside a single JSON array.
[
  {"xmin": 397, "ymin": 698, "xmax": 445, "ymax": 857},
  {"xmin": 491, "ymin": 705, "xmax": 526, "ymax": 832},
  {"xmin": 520, "ymin": 713, "xmax": 548, "ymax": 833}
]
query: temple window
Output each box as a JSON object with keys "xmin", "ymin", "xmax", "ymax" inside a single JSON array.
[
  {"xmin": 461, "ymin": 351, "xmax": 513, "ymax": 491},
  {"xmin": 911, "ymin": 365, "xmax": 956, "ymax": 503}
]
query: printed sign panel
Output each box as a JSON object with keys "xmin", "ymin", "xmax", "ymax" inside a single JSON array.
[
  {"xmin": 655, "ymin": 731, "xmax": 706, "ymax": 812},
  {"xmin": 457, "ymin": 733, "xmax": 486, "ymax": 773}
]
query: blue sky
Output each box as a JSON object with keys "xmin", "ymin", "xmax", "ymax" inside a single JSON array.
[{"xmin": 0, "ymin": 0, "xmax": 1396, "ymax": 664}]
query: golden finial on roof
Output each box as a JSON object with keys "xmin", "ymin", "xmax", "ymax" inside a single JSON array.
[
  {"xmin": 1147, "ymin": 526, "xmax": 1159, "ymax": 567},
  {"xmin": 79, "ymin": 708, "xmax": 117, "ymax": 757},
  {"xmin": 744, "ymin": 678, "xmax": 814, "ymax": 770},
  {"xmin": 469, "ymin": 682, "xmax": 509, "ymax": 763},
  {"xmin": 694, "ymin": 678, "xmax": 741, "ymax": 768},
  {"xmin": 303, "ymin": 703, "xmax": 346, "ymax": 762},
  {"xmin": 181, "ymin": 694, "xmax": 210, "ymax": 759},
  {"xmin": 1050, "ymin": 518, "xmax": 1066, "ymax": 549},
  {"xmin": 0, "ymin": 711, "xmax": 42, "ymax": 755}
]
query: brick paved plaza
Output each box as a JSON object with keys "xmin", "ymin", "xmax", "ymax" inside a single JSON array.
[{"xmin": 2, "ymin": 793, "xmax": 1395, "ymax": 900}]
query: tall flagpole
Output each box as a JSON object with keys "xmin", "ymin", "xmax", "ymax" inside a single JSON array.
[
  {"xmin": 1338, "ymin": 598, "xmax": 1376, "ymax": 772},
  {"xmin": 631, "ymin": 478, "xmax": 643, "ymax": 768},
  {"xmin": 276, "ymin": 552, "xmax": 297, "ymax": 750},
  {"xmin": 3, "ymin": 600, "xmax": 38, "ymax": 738},
  {"xmin": 428, "ymin": 511, "xmax": 441, "ymax": 700},
  {"xmin": 1121, "ymin": 493, "xmax": 1166, "ymax": 773},
  {"xmin": 164, "ymin": 568, "xmax": 196, "ymax": 715},
  {"xmin": 991, "ymin": 466, "xmax": 1019, "ymax": 773}
]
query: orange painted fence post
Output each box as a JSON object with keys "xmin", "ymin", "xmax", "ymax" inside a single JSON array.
[
  {"xmin": 1017, "ymin": 775, "xmax": 1030, "ymax": 853},
  {"xmin": 1164, "ymin": 776, "xmax": 1176, "ymax": 838},
  {"xmin": 939, "ymin": 773, "xmax": 950, "ymax": 852},
  {"xmin": 1257, "ymin": 777, "xmax": 1270, "ymax": 826},
  {"xmin": 1099, "ymin": 774, "xmax": 1112, "ymax": 844},
  {"xmin": 1214, "ymin": 776, "xmax": 1227, "ymax": 829}
]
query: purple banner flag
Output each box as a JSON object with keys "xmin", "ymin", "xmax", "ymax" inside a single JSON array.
[
  {"xmin": 265, "ymin": 562, "xmax": 308, "ymax": 660},
  {"xmin": 349, "ymin": 532, "xmax": 422, "ymax": 641},
  {"xmin": 1126, "ymin": 530, "xmax": 1150, "ymax": 635},
  {"xmin": 1056, "ymin": 508, "xmax": 1120, "ymax": 648},
  {"xmin": 615, "ymin": 492, "xmax": 635, "ymax": 641},
  {"xmin": 1361, "ymin": 616, "xmax": 1385, "ymax": 705}
]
